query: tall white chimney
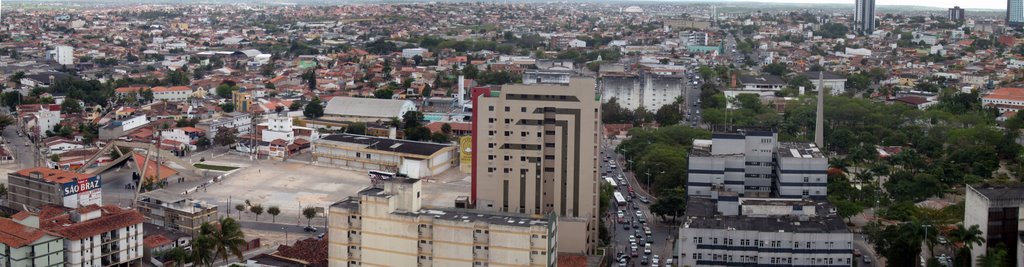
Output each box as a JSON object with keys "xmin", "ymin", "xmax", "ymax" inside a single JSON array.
[{"xmin": 457, "ymin": 75, "xmax": 466, "ymax": 108}]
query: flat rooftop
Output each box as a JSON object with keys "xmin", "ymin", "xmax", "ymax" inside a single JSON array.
[
  {"xmin": 318, "ymin": 134, "xmax": 451, "ymax": 157},
  {"xmin": 777, "ymin": 142, "xmax": 825, "ymax": 159},
  {"xmin": 684, "ymin": 198, "xmax": 848, "ymax": 234},
  {"xmin": 332, "ymin": 186, "xmax": 551, "ymax": 228},
  {"xmin": 970, "ymin": 184, "xmax": 1024, "ymax": 202}
]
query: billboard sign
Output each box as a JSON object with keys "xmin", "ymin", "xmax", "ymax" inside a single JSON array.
[
  {"xmin": 61, "ymin": 176, "xmax": 102, "ymax": 208},
  {"xmin": 62, "ymin": 176, "xmax": 101, "ymax": 196}
]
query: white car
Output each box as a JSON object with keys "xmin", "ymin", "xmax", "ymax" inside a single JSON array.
[
  {"xmin": 644, "ymin": 243, "xmax": 652, "ymax": 254},
  {"xmin": 652, "ymin": 255, "xmax": 660, "ymax": 266}
]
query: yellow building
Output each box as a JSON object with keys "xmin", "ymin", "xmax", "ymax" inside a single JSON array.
[
  {"xmin": 328, "ymin": 177, "xmax": 556, "ymax": 267},
  {"xmin": 232, "ymin": 90, "xmax": 252, "ymax": 113}
]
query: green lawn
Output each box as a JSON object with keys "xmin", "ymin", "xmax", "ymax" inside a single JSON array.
[{"xmin": 193, "ymin": 163, "xmax": 239, "ymax": 171}]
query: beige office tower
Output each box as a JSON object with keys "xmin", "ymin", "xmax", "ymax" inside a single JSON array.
[{"xmin": 471, "ymin": 77, "xmax": 600, "ymax": 254}]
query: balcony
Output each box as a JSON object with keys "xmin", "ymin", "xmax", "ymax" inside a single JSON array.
[
  {"xmin": 473, "ymin": 249, "xmax": 489, "ymax": 260},
  {"xmin": 418, "ymin": 228, "xmax": 432, "ymax": 239},
  {"xmin": 348, "ymin": 248, "xmax": 361, "ymax": 260},
  {"xmin": 418, "ymin": 242, "xmax": 432, "ymax": 254},
  {"xmin": 473, "ymin": 233, "xmax": 489, "ymax": 243},
  {"xmin": 348, "ymin": 232, "xmax": 361, "ymax": 245},
  {"xmin": 349, "ymin": 218, "xmax": 361, "ymax": 228}
]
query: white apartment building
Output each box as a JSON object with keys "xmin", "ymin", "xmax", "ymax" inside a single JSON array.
[
  {"xmin": 600, "ymin": 67, "xmax": 687, "ymax": 111},
  {"xmin": 151, "ymin": 86, "xmax": 192, "ymax": 102},
  {"xmin": 328, "ymin": 177, "xmax": 556, "ymax": 267},
  {"xmin": 677, "ymin": 197, "xmax": 853, "ymax": 267},
  {"xmin": 55, "ymin": 46, "xmax": 74, "ymax": 66},
  {"xmin": 402, "ymin": 47, "xmax": 428, "ymax": 58},
  {"xmin": 27, "ymin": 204, "xmax": 145, "ymax": 266},
  {"xmin": 261, "ymin": 114, "xmax": 295, "ymax": 143},
  {"xmin": 800, "ymin": 72, "xmax": 848, "ymax": 95},
  {"xmin": 982, "ymin": 87, "xmax": 1024, "ymax": 113},
  {"xmin": 688, "ymin": 129, "xmax": 827, "ymax": 199},
  {"xmin": 0, "ymin": 217, "xmax": 65, "ymax": 266},
  {"xmin": 679, "ymin": 31, "xmax": 709, "ymax": 46}
]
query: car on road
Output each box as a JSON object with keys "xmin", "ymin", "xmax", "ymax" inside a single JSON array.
[
  {"xmin": 638, "ymin": 216, "xmax": 646, "ymax": 223},
  {"xmin": 644, "ymin": 227, "xmax": 652, "ymax": 236},
  {"xmin": 628, "ymin": 235, "xmax": 636, "ymax": 244},
  {"xmin": 863, "ymin": 257, "xmax": 872, "ymax": 264},
  {"xmin": 640, "ymin": 256, "xmax": 649, "ymax": 265},
  {"xmin": 853, "ymin": 249, "xmax": 861, "ymax": 257},
  {"xmin": 665, "ymin": 258, "xmax": 674, "ymax": 267},
  {"xmin": 635, "ymin": 210, "xmax": 643, "ymax": 217},
  {"xmin": 304, "ymin": 226, "xmax": 318, "ymax": 232},
  {"xmin": 623, "ymin": 223, "xmax": 630, "ymax": 230},
  {"xmin": 652, "ymin": 255, "xmax": 660, "ymax": 266},
  {"xmin": 618, "ymin": 258, "xmax": 628, "ymax": 267},
  {"xmin": 639, "ymin": 196, "xmax": 649, "ymax": 203},
  {"xmin": 644, "ymin": 243, "xmax": 652, "ymax": 254},
  {"xmin": 631, "ymin": 247, "xmax": 638, "ymax": 257}
]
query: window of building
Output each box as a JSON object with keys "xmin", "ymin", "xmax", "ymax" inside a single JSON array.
[
  {"xmin": 488, "ymin": 106, "xmax": 494, "ymax": 111},
  {"xmin": 504, "ymin": 118, "xmax": 512, "ymax": 124},
  {"xmin": 521, "ymin": 107, "xmax": 527, "ymax": 112},
  {"xmin": 505, "ymin": 107, "xmax": 510, "ymax": 112},
  {"xmin": 803, "ymin": 177, "xmax": 809, "ymax": 182},
  {"xmin": 802, "ymin": 190, "xmax": 809, "ymax": 196}
]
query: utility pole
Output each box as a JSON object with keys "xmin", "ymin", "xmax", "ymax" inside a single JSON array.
[{"xmin": 814, "ymin": 71, "xmax": 825, "ymax": 148}]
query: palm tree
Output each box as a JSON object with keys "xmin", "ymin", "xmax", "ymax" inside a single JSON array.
[
  {"xmin": 948, "ymin": 224, "xmax": 985, "ymax": 267},
  {"xmin": 189, "ymin": 235, "xmax": 215, "ymax": 266},
  {"xmin": 202, "ymin": 218, "xmax": 247, "ymax": 263},
  {"xmin": 976, "ymin": 246, "xmax": 1007, "ymax": 267}
]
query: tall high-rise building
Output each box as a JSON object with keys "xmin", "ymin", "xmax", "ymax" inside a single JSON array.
[
  {"xmin": 854, "ymin": 0, "xmax": 876, "ymax": 35},
  {"xmin": 949, "ymin": 6, "xmax": 966, "ymax": 22},
  {"xmin": 52, "ymin": 45, "xmax": 74, "ymax": 66},
  {"xmin": 1009, "ymin": 0, "xmax": 1024, "ymax": 26},
  {"xmin": 471, "ymin": 77, "xmax": 600, "ymax": 254},
  {"xmin": 965, "ymin": 184, "xmax": 1024, "ymax": 267}
]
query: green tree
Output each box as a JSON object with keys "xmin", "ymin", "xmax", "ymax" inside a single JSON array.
[
  {"xmin": 214, "ymin": 127, "xmax": 238, "ymax": 146},
  {"xmin": 762, "ymin": 63, "xmax": 788, "ymax": 76},
  {"xmin": 289, "ymin": 101, "xmax": 303, "ymax": 111},
  {"xmin": 220, "ymin": 103, "xmax": 235, "ymax": 113},
  {"xmin": 948, "ymin": 224, "xmax": 985, "ymax": 267},
  {"xmin": 461, "ymin": 64, "xmax": 479, "ymax": 79},
  {"xmin": 8, "ymin": 71, "xmax": 25, "ymax": 84},
  {"xmin": 267, "ymin": 206, "xmax": 281, "ymax": 223},
  {"xmin": 832, "ymin": 199, "xmax": 863, "ymax": 223},
  {"xmin": 302, "ymin": 69, "xmax": 317, "ymax": 90},
  {"xmin": 302, "ymin": 207, "xmax": 318, "ymax": 227},
  {"xmin": 249, "ymin": 205, "xmax": 263, "ymax": 222},
  {"xmin": 303, "ymin": 98, "xmax": 324, "ymax": 118},
  {"xmin": 0, "ymin": 114, "xmax": 15, "ymax": 133},
  {"xmin": 373, "ymin": 89, "xmax": 394, "ymax": 99},
  {"xmin": 347, "ymin": 122, "xmax": 367, "ymax": 135},
  {"xmin": 234, "ymin": 204, "xmax": 245, "ymax": 219},
  {"xmin": 976, "ymin": 245, "xmax": 1007, "ymax": 267},
  {"xmin": 654, "ymin": 104, "xmax": 682, "ymax": 126},
  {"xmin": 403, "ymin": 111, "xmax": 424, "ymax": 129},
  {"xmin": 441, "ymin": 123, "xmax": 452, "ymax": 136},
  {"xmin": 430, "ymin": 132, "xmax": 450, "ymax": 143},
  {"xmin": 141, "ymin": 89, "xmax": 154, "ymax": 103},
  {"xmin": 215, "ymin": 84, "xmax": 238, "ymax": 99},
  {"xmin": 162, "ymin": 246, "xmax": 190, "ymax": 266},
  {"xmin": 871, "ymin": 222, "xmax": 924, "ymax": 267},
  {"xmin": 649, "ymin": 188, "xmax": 686, "ymax": 222},
  {"xmin": 204, "ymin": 218, "xmax": 247, "ymax": 262},
  {"xmin": 189, "ymin": 235, "xmax": 215, "ymax": 266},
  {"xmin": 60, "ymin": 98, "xmax": 82, "ymax": 113}
]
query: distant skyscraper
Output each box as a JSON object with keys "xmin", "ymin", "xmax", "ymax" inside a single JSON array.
[
  {"xmin": 948, "ymin": 6, "xmax": 966, "ymax": 22},
  {"xmin": 854, "ymin": 0, "xmax": 876, "ymax": 35},
  {"xmin": 1009, "ymin": 0, "xmax": 1024, "ymax": 26}
]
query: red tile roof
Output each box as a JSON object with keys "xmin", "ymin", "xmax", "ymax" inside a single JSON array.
[
  {"xmin": 38, "ymin": 205, "xmax": 144, "ymax": 240},
  {"xmin": 425, "ymin": 122, "xmax": 471, "ymax": 134},
  {"xmin": 144, "ymin": 234, "xmax": 173, "ymax": 248},
  {"xmin": 0, "ymin": 218, "xmax": 46, "ymax": 248},
  {"xmin": 985, "ymin": 87, "xmax": 1024, "ymax": 102},
  {"xmin": 273, "ymin": 237, "xmax": 328, "ymax": 267},
  {"xmin": 13, "ymin": 167, "xmax": 94, "ymax": 184},
  {"xmin": 557, "ymin": 253, "xmax": 588, "ymax": 267},
  {"xmin": 132, "ymin": 153, "xmax": 179, "ymax": 181}
]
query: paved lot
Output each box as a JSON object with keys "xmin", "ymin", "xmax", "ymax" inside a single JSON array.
[{"xmin": 160, "ymin": 152, "xmax": 471, "ymax": 222}]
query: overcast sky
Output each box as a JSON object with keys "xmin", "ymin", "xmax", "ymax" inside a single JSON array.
[{"xmin": 728, "ymin": 0, "xmax": 1004, "ymax": 10}]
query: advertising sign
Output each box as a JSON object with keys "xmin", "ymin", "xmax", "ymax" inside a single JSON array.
[
  {"xmin": 62, "ymin": 176, "xmax": 101, "ymax": 196},
  {"xmin": 61, "ymin": 176, "xmax": 102, "ymax": 208}
]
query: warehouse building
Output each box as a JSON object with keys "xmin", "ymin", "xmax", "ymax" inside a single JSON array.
[{"xmin": 312, "ymin": 134, "xmax": 455, "ymax": 179}]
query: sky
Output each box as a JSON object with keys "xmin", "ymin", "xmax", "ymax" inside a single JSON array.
[{"xmin": 724, "ymin": 0, "xmax": 1004, "ymax": 10}]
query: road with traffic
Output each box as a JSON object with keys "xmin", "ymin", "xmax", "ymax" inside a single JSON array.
[{"xmin": 602, "ymin": 140, "xmax": 677, "ymax": 266}]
